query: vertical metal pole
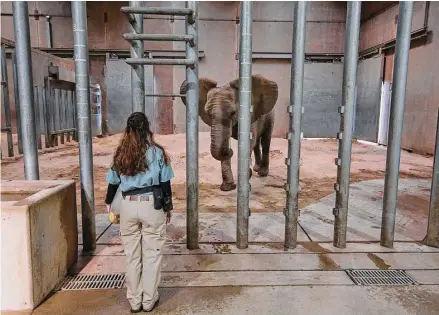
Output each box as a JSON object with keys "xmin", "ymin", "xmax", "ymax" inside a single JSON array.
[
  {"xmin": 381, "ymin": 2, "xmax": 414, "ymax": 248},
  {"xmin": 284, "ymin": 2, "xmax": 307, "ymax": 249},
  {"xmin": 1, "ymin": 45, "xmax": 14, "ymax": 157},
  {"xmin": 72, "ymin": 1, "xmax": 96, "ymax": 251},
  {"xmin": 186, "ymin": 1, "xmax": 199, "ymax": 250},
  {"xmin": 66, "ymin": 90, "xmax": 72, "ymax": 142},
  {"xmin": 333, "ymin": 2, "xmax": 361, "ymax": 248},
  {"xmin": 54, "ymin": 89, "xmax": 60, "ymax": 145},
  {"xmin": 42, "ymin": 85, "xmax": 50, "ymax": 148},
  {"xmin": 129, "ymin": 1, "xmax": 144, "ymax": 113},
  {"xmin": 426, "ymin": 109, "xmax": 439, "ymax": 248},
  {"xmin": 45, "ymin": 16, "xmax": 52, "ymax": 48},
  {"xmin": 33, "ymin": 87, "xmax": 42, "ymax": 150},
  {"xmin": 12, "ymin": 1, "xmax": 39, "ymax": 179},
  {"xmin": 12, "ymin": 52, "xmax": 23, "ymax": 154},
  {"xmin": 237, "ymin": 1, "xmax": 253, "ymax": 249},
  {"xmin": 60, "ymin": 89, "xmax": 65, "ymax": 144}
]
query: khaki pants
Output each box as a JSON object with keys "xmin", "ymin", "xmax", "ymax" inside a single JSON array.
[{"xmin": 120, "ymin": 194, "xmax": 166, "ymax": 310}]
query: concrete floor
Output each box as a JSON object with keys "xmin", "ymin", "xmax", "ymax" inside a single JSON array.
[{"xmin": 6, "ymin": 178, "xmax": 439, "ymax": 315}]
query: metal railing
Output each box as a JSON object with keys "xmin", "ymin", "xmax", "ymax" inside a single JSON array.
[{"xmin": 121, "ymin": 1, "xmax": 200, "ymax": 249}]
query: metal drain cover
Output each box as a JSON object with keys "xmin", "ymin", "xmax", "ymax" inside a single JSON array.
[
  {"xmin": 57, "ymin": 273, "xmax": 125, "ymax": 291},
  {"xmin": 346, "ymin": 269, "xmax": 417, "ymax": 286}
]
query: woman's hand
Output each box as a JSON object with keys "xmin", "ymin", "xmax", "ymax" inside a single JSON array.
[
  {"xmin": 106, "ymin": 204, "xmax": 111, "ymax": 213},
  {"xmin": 166, "ymin": 211, "xmax": 172, "ymax": 224}
]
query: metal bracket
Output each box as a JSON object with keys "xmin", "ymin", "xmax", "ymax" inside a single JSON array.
[
  {"xmin": 284, "ymin": 183, "xmax": 290, "ymax": 192},
  {"xmin": 334, "ymin": 183, "xmax": 340, "ymax": 191},
  {"xmin": 287, "ymin": 105, "xmax": 293, "ymax": 114},
  {"xmin": 335, "ymin": 158, "xmax": 341, "ymax": 166},
  {"xmin": 285, "ymin": 158, "xmax": 290, "ymax": 166},
  {"xmin": 338, "ymin": 106, "xmax": 345, "ymax": 114},
  {"xmin": 337, "ymin": 132, "xmax": 343, "ymax": 140},
  {"xmin": 302, "ymin": 106, "xmax": 305, "ymax": 114},
  {"xmin": 333, "ymin": 207, "xmax": 339, "ymax": 217}
]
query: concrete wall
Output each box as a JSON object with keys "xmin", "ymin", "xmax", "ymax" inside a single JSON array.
[
  {"xmin": 1, "ymin": 180, "xmax": 78, "ymax": 312},
  {"xmin": 402, "ymin": 2, "xmax": 439, "ymax": 154},
  {"xmin": 359, "ymin": 1, "xmax": 438, "ymax": 154}
]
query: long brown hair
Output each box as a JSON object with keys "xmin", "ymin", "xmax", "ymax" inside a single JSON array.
[{"xmin": 112, "ymin": 112, "xmax": 170, "ymax": 176}]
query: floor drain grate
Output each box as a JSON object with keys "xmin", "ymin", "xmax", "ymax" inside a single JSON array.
[
  {"xmin": 346, "ymin": 269, "xmax": 417, "ymax": 286},
  {"xmin": 56, "ymin": 273, "xmax": 126, "ymax": 291}
]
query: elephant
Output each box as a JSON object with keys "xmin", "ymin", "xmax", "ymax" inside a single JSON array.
[{"xmin": 180, "ymin": 74, "xmax": 278, "ymax": 191}]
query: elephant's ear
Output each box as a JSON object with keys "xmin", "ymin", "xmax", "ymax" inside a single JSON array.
[
  {"xmin": 180, "ymin": 78, "xmax": 217, "ymax": 126},
  {"xmin": 229, "ymin": 74, "xmax": 278, "ymax": 122}
]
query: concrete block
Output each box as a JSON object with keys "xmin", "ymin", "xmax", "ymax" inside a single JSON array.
[{"xmin": 1, "ymin": 180, "xmax": 78, "ymax": 313}]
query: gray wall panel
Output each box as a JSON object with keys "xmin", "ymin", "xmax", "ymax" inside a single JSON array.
[{"xmin": 355, "ymin": 56, "xmax": 382, "ymax": 142}]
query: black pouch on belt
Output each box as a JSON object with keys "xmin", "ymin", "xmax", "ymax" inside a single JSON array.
[{"xmin": 152, "ymin": 186, "xmax": 164, "ymax": 210}]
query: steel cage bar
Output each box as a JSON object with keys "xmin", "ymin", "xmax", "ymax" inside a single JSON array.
[
  {"xmin": 12, "ymin": 1, "xmax": 39, "ymax": 179},
  {"xmin": 1, "ymin": 45, "xmax": 14, "ymax": 157},
  {"xmin": 72, "ymin": 1, "xmax": 96, "ymax": 251},
  {"xmin": 236, "ymin": 1, "xmax": 253, "ymax": 249},
  {"xmin": 185, "ymin": 1, "xmax": 200, "ymax": 250},
  {"xmin": 129, "ymin": 1, "xmax": 145, "ymax": 113},
  {"xmin": 284, "ymin": 1, "xmax": 308, "ymax": 249},
  {"xmin": 380, "ymin": 2, "xmax": 414, "ymax": 248},
  {"xmin": 333, "ymin": 2, "xmax": 362, "ymax": 249},
  {"xmin": 426, "ymin": 109, "xmax": 439, "ymax": 248}
]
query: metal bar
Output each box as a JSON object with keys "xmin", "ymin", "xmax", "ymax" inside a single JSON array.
[
  {"xmin": 41, "ymin": 84, "xmax": 49, "ymax": 148},
  {"xmin": 284, "ymin": 2, "xmax": 308, "ymax": 249},
  {"xmin": 67, "ymin": 90, "xmax": 73, "ymax": 142},
  {"xmin": 380, "ymin": 2, "xmax": 414, "ymax": 248},
  {"xmin": 427, "ymin": 109, "xmax": 439, "ymax": 248},
  {"xmin": 123, "ymin": 33, "xmax": 195, "ymax": 46},
  {"xmin": 64, "ymin": 90, "xmax": 71, "ymax": 142},
  {"xmin": 236, "ymin": 1, "xmax": 253, "ymax": 249},
  {"xmin": 33, "ymin": 87, "xmax": 42, "ymax": 149},
  {"xmin": 54, "ymin": 89, "xmax": 61, "ymax": 145},
  {"xmin": 50, "ymin": 128, "xmax": 77, "ymax": 135},
  {"xmin": 60, "ymin": 88, "xmax": 66, "ymax": 144},
  {"xmin": 72, "ymin": 1, "xmax": 96, "ymax": 251},
  {"xmin": 12, "ymin": 2, "xmax": 39, "ymax": 179},
  {"xmin": 52, "ymin": 88, "xmax": 58, "ymax": 146},
  {"xmin": 45, "ymin": 16, "xmax": 52, "ymax": 48},
  {"xmin": 128, "ymin": 1, "xmax": 144, "ymax": 113},
  {"xmin": 121, "ymin": 6, "xmax": 193, "ymax": 16},
  {"xmin": 126, "ymin": 58, "xmax": 195, "ymax": 67},
  {"xmin": 333, "ymin": 2, "xmax": 362, "ymax": 249},
  {"xmin": 1, "ymin": 45, "xmax": 14, "ymax": 157},
  {"xmin": 145, "ymin": 93, "xmax": 184, "ymax": 98},
  {"xmin": 186, "ymin": 1, "xmax": 199, "ymax": 250},
  {"xmin": 12, "ymin": 52, "xmax": 23, "ymax": 154}
]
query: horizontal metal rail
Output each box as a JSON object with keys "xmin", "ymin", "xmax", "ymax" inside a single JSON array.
[
  {"xmin": 121, "ymin": 7, "xmax": 193, "ymax": 16},
  {"xmin": 50, "ymin": 128, "xmax": 76, "ymax": 135},
  {"xmin": 123, "ymin": 33, "xmax": 195, "ymax": 46},
  {"xmin": 126, "ymin": 58, "xmax": 195, "ymax": 67},
  {"xmin": 145, "ymin": 93, "xmax": 184, "ymax": 98},
  {"xmin": 1, "ymin": 127, "xmax": 12, "ymax": 132}
]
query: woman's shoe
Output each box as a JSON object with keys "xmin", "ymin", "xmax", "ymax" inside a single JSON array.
[
  {"xmin": 143, "ymin": 298, "xmax": 159, "ymax": 312},
  {"xmin": 131, "ymin": 307, "xmax": 142, "ymax": 313}
]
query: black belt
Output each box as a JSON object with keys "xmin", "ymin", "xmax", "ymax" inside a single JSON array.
[{"xmin": 122, "ymin": 186, "xmax": 159, "ymax": 197}]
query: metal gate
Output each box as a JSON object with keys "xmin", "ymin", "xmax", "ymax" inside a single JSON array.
[{"xmin": 105, "ymin": 57, "xmax": 155, "ymax": 134}]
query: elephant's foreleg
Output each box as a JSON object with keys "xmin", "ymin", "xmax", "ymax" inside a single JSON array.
[
  {"xmin": 253, "ymin": 138, "xmax": 262, "ymax": 172},
  {"xmin": 220, "ymin": 158, "xmax": 236, "ymax": 191},
  {"xmin": 258, "ymin": 128, "xmax": 272, "ymax": 177}
]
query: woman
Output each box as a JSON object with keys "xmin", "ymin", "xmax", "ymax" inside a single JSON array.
[{"xmin": 105, "ymin": 112, "xmax": 174, "ymax": 313}]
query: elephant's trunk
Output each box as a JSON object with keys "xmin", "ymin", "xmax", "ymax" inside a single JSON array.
[{"xmin": 210, "ymin": 120, "xmax": 233, "ymax": 161}]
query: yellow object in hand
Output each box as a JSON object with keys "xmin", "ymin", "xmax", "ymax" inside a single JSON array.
[{"xmin": 108, "ymin": 211, "xmax": 120, "ymax": 224}]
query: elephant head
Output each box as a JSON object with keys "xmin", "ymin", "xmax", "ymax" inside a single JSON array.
[{"xmin": 180, "ymin": 74, "xmax": 278, "ymax": 162}]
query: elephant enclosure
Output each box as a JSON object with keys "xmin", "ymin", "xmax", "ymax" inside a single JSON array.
[{"xmin": 1, "ymin": 132, "xmax": 433, "ymax": 214}]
